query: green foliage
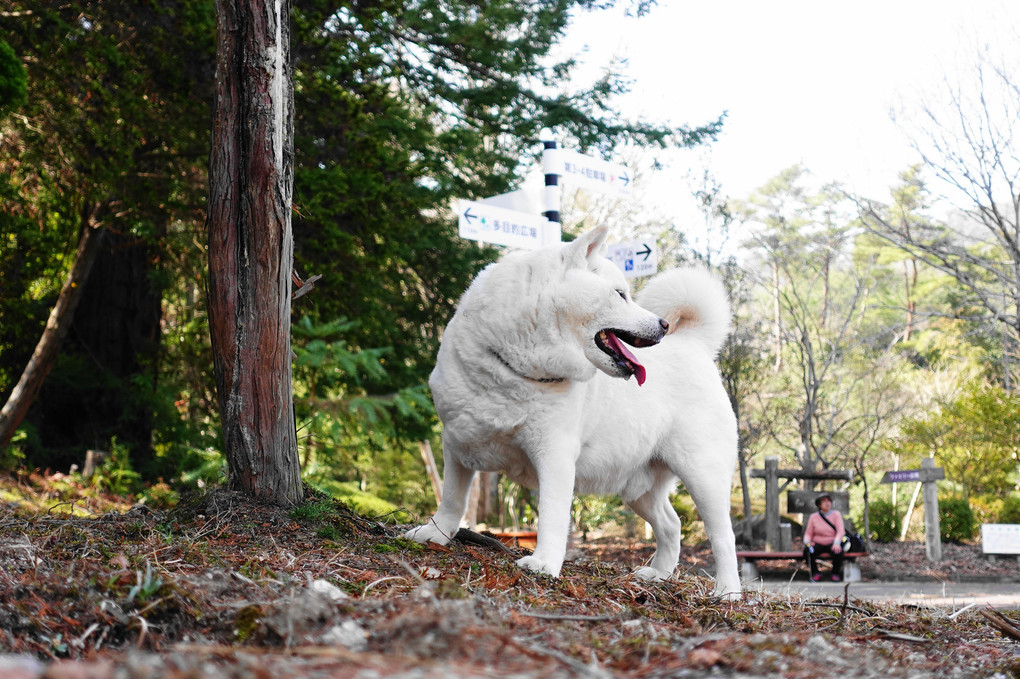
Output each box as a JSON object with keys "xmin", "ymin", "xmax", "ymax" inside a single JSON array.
[
  {"xmin": 292, "ymin": 317, "xmax": 433, "ymax": 518},
  {"xmin": 969, "ymin": 495, "xmax": 1003, "ymax": 528},
  {"xmin": 998, "ymin": 494, "xmax": 1020, "ymax": 524},
  {"xmin": 890, "ymin": 383, "xmax": 1020, "ymax": 498},
  {"xmin": 736, "ymin": 166, "xmax": 913, "ymax": 474},
  {"xmin": 373, "ymin": 538, "xmax": 425, "ymax": 554},
  {"xmin": 0, "ymin": 1, "xmax": 215, "ymax": 474},
  {"xmin": 126, "ymin": 560, "xmax": 164, "ymax": 605},
  {"xmin": 0, "ymin": 39, "xmax": 27, "ymax": 116},
  {"xmin": 89, "ymin": 439, "xmax": 142, "ymax": 496},
  {"xmin": 939, "ymin": 496, "xmax": 976, "ymax": 543},
  {"xmin": 574, "ymin": 495, "xmax": 627, "ymax": 539},
  {"xmin": 309, "ymin": 479, "xmax": 410, "ymax": 523},
  {"xmin": 867, "ymin": 499, "xmax": 901, "ymax": 543},
  {"xmin": 289, "ymin": 499, "xmax": 338, "ymax": 522},
  {"xmin": 670, "ymin": 494, "xmax": 703, "ymax": 543}
]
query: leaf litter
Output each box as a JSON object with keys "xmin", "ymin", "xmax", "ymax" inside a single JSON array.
[{"xmin": 0, "ymin": 471, "xmax": 1017, "ymax": 678}]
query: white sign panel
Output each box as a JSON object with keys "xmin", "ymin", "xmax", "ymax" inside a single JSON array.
[
  {"xmin": 607, "ymin": 240, "xmax": 657, "ymax": 279},
  {"xmin": 547, "ymin": 149, "xmax": 632, "ymax": 197},
  {"xmin": 457, "ymin": 200, "xmax": 549, "ymax": 250},
  {"xmin": 981, "ymin": 523, "xmax": 1020, "ymax": 554}
]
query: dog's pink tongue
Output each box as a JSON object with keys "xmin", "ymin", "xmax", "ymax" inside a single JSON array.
[{"xmin": 607, "ymin": 333, "xmax": 647, "ymax": 386}]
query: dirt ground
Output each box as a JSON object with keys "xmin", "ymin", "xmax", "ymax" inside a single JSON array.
[{"xmin": 0, "ymin": 471, "xmax": 1018, "ymax": 678}]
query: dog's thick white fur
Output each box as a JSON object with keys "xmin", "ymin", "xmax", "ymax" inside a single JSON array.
[{"xmin": 405, "ymin": 226, "xmax": 741, "ymax": 597}]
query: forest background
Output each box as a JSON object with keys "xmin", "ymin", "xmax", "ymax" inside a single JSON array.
[{"xmin": 1, "ymin": 0, "xmax": 1018, "ymax": 547}]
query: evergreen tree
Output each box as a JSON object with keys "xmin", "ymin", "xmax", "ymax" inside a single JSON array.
[{"xmin": 0, "ymin": 1, "xmax": 215, "ymax": 474}]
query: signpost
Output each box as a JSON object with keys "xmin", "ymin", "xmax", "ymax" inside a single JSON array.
[
  {"xmin": 454, "ymin": 132, "xmax": 657, "ymax": 277},
  {"xmin": 879, "ymin": 467, "xmax": 945, "ymax": 484},
  {"xmin": 881, "ymin": 458, "xmax": 945, "ymax": 562},
  {"xmin": 607, "ymin": 240, "xmax": 657, "ymax": 279},
  {"xmin": 457, "ymin": 199, "xmax": 551, "ymax": 250},
  {"xmin": 545, "ymin": 148, "xmax": 633, "ymax": 197}
]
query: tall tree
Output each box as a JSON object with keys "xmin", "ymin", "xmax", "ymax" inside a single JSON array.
[
  {"xmin": 0, "ymin": 2, "xmax": 214, "ymax": 471},
  {"xmin": 739, "ymin": 169, "xmax": 904, "ymax": 476},
  {"xmin": 859, "ymin": 45, "xmax": 1020, "ymax": 388},
  {"xmin": 207, "ymin": 0, "xmax": 302, "ymax": 505}
]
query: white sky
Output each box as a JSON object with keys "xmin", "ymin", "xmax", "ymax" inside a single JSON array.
[{"xmin": 559, "ymin": 0, "xmax": 1020, "ymax": 208}]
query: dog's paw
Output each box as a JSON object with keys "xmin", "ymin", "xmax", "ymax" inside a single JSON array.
[
  {"xmin": 712, "ymin": 582, "xmax": 742, "ymax": 600},
  {"xmin": 404, "ymin": 523, "xmax": 454, "ymax": 546},
  {"xmin": 516, "ymin": 555, "xmax": 562, "ymax": 578},
  {"xmin": 632, "ymin": 566, "xmax": 671, "ymax": 582}
]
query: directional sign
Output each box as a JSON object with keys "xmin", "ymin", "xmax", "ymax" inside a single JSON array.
[
  {"xmin": 880, "ymin": 467, "xmax": 945, "ymax": 484},
  {"xmin": 457, "ymin": 200, "xmax": 550, "ymax": 250},
  {"xmin": 607, "ymin": 240, "xmax": 657, "ymax": 279},
  {"xmin": 547, "ymin": 149, "xmax": 632, "ymax": 197}
]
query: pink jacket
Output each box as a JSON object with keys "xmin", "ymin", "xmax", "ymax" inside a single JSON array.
[{"xmin": 803, "ymin": 510, "xmax": 845, "ymax": 547}]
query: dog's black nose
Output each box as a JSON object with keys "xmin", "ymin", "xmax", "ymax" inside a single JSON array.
[{"xmin": 659, "ymin": 318, "xmax": 669, "ymax": 332}]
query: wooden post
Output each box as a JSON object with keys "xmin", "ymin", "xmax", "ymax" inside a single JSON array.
[
  {"xmin": 764, "ymin": 456, "xmax": 780, "ymax": 551},
  {"xmin": 922, "ymin": 458, "xmax": 943, "ymax": 562}
]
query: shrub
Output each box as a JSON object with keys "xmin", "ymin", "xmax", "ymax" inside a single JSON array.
[
  {"xmin": 969, "ymin": 495, "xmax": 1003, "ymax": 527},
  {"xmin": 939, "ymin": 497, "xmax": 976, "ymax": 543},
  {"xmin": 999, "ymin": 494, "xmax": 1020, "ymax": 524},
  {"xmin": 867, "ymin": 499, "xmax": 901, "ymax": 542},
  {"xmin": 670, "ymin": 494, "xmax": 703, "ymax": 543}
]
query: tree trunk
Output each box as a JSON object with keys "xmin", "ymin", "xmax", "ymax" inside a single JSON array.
[
  {"xmin": 0, "ymin": 224, "xmax": 105, "ymax": 451},
  {"xmin": 737, "ymin": 442, "xmax": 753, "ymax": 544},
  {"xmin": 207, "ymin": 0, "xmax": 302, "ymax": 505},
  {"xmin": 771, "ymin": 260, "xmax": 782, "ymax": 370}
]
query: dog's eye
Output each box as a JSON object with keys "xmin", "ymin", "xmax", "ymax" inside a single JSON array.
[{"xmin": 616, "ymin": 290, "xmax": 627, "ymax": 300}]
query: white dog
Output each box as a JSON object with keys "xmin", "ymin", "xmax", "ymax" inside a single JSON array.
[{"xmin": 405, "ymin": 226, "xmax": 740, "ymax": 597}]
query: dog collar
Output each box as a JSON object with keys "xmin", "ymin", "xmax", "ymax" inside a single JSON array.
[{"xmin": 491, "ymin": 351, "xmax": 565, "ymax": 384}]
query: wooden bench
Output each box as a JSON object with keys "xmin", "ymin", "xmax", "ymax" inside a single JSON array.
[{"xmin": 737, "ymin": 550, "xmax": 869, "ymax": 582}]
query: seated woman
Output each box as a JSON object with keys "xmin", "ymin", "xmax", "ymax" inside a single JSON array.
[{"xmin": 802, "ymin": 493, "xmax": 845, "ymax": 582}]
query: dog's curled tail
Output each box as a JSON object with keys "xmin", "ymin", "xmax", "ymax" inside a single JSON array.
[{"xmin": 636, "ymin": 267, "xmax": 732, "ymax": 355}]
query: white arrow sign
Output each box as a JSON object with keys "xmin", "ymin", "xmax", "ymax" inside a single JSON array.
[
  {"xmin": 547, "ymin": 149, "xmax": 632, "ymax": 197},
  {"xmin": 457, "ymin": 200, "xmax": 551, "ymax": 250},
  {"xmin": 607, "ymin": 240, "xmax": 657, "ymax": 279}
]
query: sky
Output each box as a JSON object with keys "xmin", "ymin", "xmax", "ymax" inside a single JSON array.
[{"xmin": 557, "ymin": 0, "xmax": 1020, "ymax": 216}]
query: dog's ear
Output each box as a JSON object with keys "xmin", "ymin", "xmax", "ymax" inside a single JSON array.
[{"xmin": 562, "ymin": 226, "xmax": 609, "ymax": 269}]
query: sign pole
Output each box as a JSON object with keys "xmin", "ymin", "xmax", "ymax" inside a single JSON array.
[
  {"xmin": 540, "ymin": 128, "xmax": 562, "ymax": 246},
  {"xmin": 764, "ymin": 457, "xmax": 780, "ymax": 551},
  {"xmin": 922, "ymin": 457, "xmax": 943, "ymax": 562},
  {"xmin": 879, "ymin": 461, "xmax": 945, "ymax": 560}
]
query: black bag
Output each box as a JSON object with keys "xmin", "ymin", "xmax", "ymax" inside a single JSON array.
[
  {"xmin": 842, "ymin": 531, "xmax": 866, "ymax": 553},
  {"xmin": 820, "ymin": 512, "xmax": 866, "ymax": 553}
]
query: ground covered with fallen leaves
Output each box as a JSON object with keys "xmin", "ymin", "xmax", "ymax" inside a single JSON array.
[{"xmin": 1, "ymin": 472, "xmax": 1018, "ymax": 678}]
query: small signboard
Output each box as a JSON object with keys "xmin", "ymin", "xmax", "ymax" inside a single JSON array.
[
  {"xmin": 981, "ymin": 524, "xmax": 1020, "ymax": 555},
  {"xmin": 607, "ymin": 240, "xmax": 657, "ymax": 279},
  {"xmin": 787, "ymin": 490, "xmax": 850, "ymax": 514},
  {"xmin": 456, "ymin": 200, "xmax": 550, "ymax": 250},
  {"xmin": 880, "ymin": 467, "xmax": 945, "ymax": 484},
  {"xmin": 547, "ymin": 149, "xmax": 633, "ymax": 197}
]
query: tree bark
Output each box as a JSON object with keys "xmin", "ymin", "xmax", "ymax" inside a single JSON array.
[
  {"xmin": 207, "ymin": 0, "xmax": 302, "ymax": 505},
  {"xmin": 0, "ymin": 224, "xmax": 105, "ymax": 451}
]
